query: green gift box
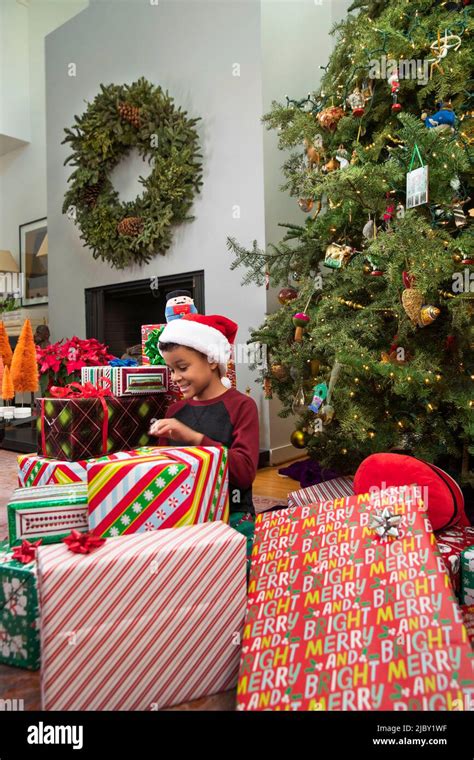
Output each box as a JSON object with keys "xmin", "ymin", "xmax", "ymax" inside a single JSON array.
[
  {"xmin": 0, "ymin": 540, "xmax": 40, "ymax": 670},
  {"xmin": 8, "ymin": 484, "xmax": 88, "ymax": 546},
  {"xmin": 461, "ymin": 545, "xmax": 474, "ymax": 605}
]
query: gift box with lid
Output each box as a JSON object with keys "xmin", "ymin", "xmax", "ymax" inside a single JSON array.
[
  {"xmin": 8, "ymin": 484, "xmax": 88, "ymax": 546},
  {"xmin": 236, "ymin": 486, "xmax": 474, "ymax": 711},
  {"xmin": 0, "ymin": 540, "xmax": 40, "ymax": 670},
  {"xmin": 80, "ymin": 365, "xmax": 168, "ymax": 396},
  {"xmin": 36, "ymin": 383, "xmax": 166, "ymax": 462},
  {"xmin": 38, "ymin": 522, "xmax": 247, "ymax": 710},
  {"xmin": 87, "ymin": 446, "xmax": 229, "ymax": 537}
]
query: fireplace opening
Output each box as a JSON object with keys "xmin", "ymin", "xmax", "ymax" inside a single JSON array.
[{"xmin": 85, "ymin": 270, "xmax": 205, "ymax": 358}]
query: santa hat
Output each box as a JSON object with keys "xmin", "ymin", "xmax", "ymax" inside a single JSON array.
[{"xmin": 158, "ymin": 314, "xmax": 238, "ymax": 388}]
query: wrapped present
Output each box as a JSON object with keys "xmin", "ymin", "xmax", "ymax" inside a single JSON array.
[
  {"xmin": 36, "ymin": 392, "xmax": 166, "ymax": 462},
  {"xmin": 38, "ymin": 522, "xmax": 247, "ymax": 710},
  {"xmin": 17, "ymin": 447, "xmax": 158, "ymax": 488},
  {"xmin": 236, "ymin": 486, "xmax": 474, "ymax": 711},
  {"xmin": 435, "ymin": 526, "xmax": 474, "ymax": 597},
  {"xmin": 461, "ymin": 547, "xmax": 474, "ymax": 605},
  {"xmin": 460, "ymin": 605, "xmax": 474, "ymax": 647},
  {"xmin": 88, "ymin": 446, "xmax": 229, "ymax": 537},
  {"xmin": 81, "ymin": 365, "xmax": 168, "ymax": 396},
  {"xmin": 18, "ymin": 453, "xmax": 88, "ymax": 488},
  {"xmin": 8, "ymin": 484, "xmax": 88, "ymax": 546},
  {"xmin": 288, "ymin": 476, "xmax": 354, "ymax": 508},
  {"xmin": 0, "ymin": 540, "xmax": 40, "ymax": 670}
]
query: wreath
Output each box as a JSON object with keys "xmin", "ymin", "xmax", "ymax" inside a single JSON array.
[{"xmin": 62, "ymin": 78, "xmax": 203, "ymax": 269}]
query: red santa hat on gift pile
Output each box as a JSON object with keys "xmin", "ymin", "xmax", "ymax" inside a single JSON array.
[{"xmin": 158, "ymin": 314, "xmax": 238, "ymax": 388}]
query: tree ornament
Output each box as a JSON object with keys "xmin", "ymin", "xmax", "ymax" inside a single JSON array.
[
  {"xmin": 335, "ymin": 145, "xmax": 349, "ymax": 169},
  {"xmin": 308, "ymin": 382, "xmax": 327, "ymax": 413},
  {"xmin": 298, "ymin": 198, "xmax": 314, "ymax": 212},
  {"xmin": 290, "ymin": 429, "xmax": 308, "ymax": 449},
  {"xmin": 383, "ymin": 196, "xmax": 395, "ymax": 224},
  {"xmin": 396, "ymin": 202, "xmax": 405, "ymax": 219},
  {"xmin": 309, "ymin": 358, "xmax": 320, "ymax": 377},
  {"xmin": 319, "ymin": 403, "xmax": 335, "ymax": 425},
  {"xmin": 263, "ymin": 376, "xmax": 273, "ymax": 399},
  {"xmin": 292, "ymin": 386, "xmax": 308, "ymax": 415},
  {"xmin": 401, "ymin": 274, "xmax": 440, "ymax": 328},
  {"xmin": 304, "ymin": 137, "xmax": 324, "ymax": 168},
  {"xmin": 293, "ymin": 312, "xmax": 310, "ymax": 342},
  {"xmin": 388, "ymin": 71, "xmax": 402, "ymax": 113},
  {"xmin": 421, "ymin": 101, "xmax": 456, "ymax": 130},
  {"xmin": 418, "ymin": 305, "xmax": 441, "ymax": 327},
  {"xmin": 324, "ymin": 243, "xmax": 354, "ymax": 269},
  {"xmin": 317, "ymin": 105, "xmax": 344, "ymax": 131},
  {"xmin": 346, "ymin": 87, "xmax": 365, "ymax": 117},
  {"xmin": 270, "ymin": 363, "xmax": 288, "ymax": 381},
  {"xmin": 62, "ymin": 78, "xmax": 203, "ymax": 269},
  {"xmin": 323, "ymin": 157, "xmax": 340, "ymax": 173},
  {"xmin": 278, "ymin": 286, "xmax": 298, "ymax": 305},
  {"xmin": 363, "ymin": 218, "xmax": 377, "ymax": 240}
]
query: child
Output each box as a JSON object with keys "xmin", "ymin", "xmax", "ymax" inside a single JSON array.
[{"xmin": 149, "ymin": 313, "xmax": 259, "ymax": 568}]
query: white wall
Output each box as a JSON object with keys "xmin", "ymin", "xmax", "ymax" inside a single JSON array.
[{"xmin": 0, "ymin": 0, "xmax": 88, "ymax": 268}]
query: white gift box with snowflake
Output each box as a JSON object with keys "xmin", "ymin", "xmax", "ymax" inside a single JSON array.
[
  {"xmin": 0, "ymin": 540, "xmax": 40, "ymax": 670},
  {"xmin": 87, "ymin": 446, "xmax": 229, "ymax": 538}
]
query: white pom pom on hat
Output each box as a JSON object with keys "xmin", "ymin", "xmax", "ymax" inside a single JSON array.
[{"xmin": 158, "ymin": 314, "xmax": 238, "ymax": 387}]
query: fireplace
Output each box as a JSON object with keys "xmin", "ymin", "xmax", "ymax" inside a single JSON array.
[{"xmin": 85, "ymin": 271, "xmax": 205, "ymax": 358}]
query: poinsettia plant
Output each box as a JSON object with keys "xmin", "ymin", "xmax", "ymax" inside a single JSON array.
[{"xmin": 36, "ymin": 337, "xmax": 115, "ymax": 395}]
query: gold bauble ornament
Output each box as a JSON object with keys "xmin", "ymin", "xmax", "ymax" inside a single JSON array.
[
  {"xmin": 290, "ymin": 429, "xmax": 308, "ymax": 449},
  {"xmin": 271, "ymin": 363, "xmax": 288, "ymax": 381}
]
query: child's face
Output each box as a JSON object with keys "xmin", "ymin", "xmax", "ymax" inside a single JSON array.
[{"xmin": 162, "ymin": 346, "xmax": 218, "ymax": 399}]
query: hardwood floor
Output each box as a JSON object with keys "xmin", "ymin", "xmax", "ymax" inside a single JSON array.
[{"xmin": 0, "ymin": 450, "xmax": 303, "ymax": 712}]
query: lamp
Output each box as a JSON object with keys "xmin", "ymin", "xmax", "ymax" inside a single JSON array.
[
  {"xmin": 36, "ymin": 234, "xmax": 48, "ymax": 258},
  {"xmin": 0, "ymin": 250, "xmax": 19, "ymax": 272}
]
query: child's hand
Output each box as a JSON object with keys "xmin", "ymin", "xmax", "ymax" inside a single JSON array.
[{"xmin": 149, "ymin": 417, "xmax": 204, "ymax": 446}]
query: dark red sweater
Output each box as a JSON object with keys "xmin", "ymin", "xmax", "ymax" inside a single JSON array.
[{"xmin": 158, "ymin": 387, "xmax": 259, "ymax": 514}]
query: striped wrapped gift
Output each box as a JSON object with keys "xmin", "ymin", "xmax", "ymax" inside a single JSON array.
[
  {"xmin": 81, "ymin": 365, "xmax": 168, "ymax": 396},
  {"xmin": 8, "ymin": 484, "xmax": 88, "ymax": 546},
  {"xmin": 38, "ymin": 522, "xmax": 247, "ymax": 710},
  {"xmin": 87, "ymin": 446, "xmax": 229, "ymax": 537},
  {"xmin": 17, "ymin": 447, "xmax": 159, "ymax": 489},
  {"xmin": 287, "ymin": 476, "xmax": 354, "ymax": 508}
]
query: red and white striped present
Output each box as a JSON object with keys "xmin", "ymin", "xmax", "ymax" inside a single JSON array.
[
  {"xmin": 287, "ymin": 476, "xmax": 354, "ymax": 508},
  {"xmin": 37, "ymin": 522, "xmax": 247, "ymax": 711}
]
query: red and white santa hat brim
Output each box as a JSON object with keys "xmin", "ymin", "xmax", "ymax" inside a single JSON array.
[{"xmin": 158, "ymin": 314, "xmax": 238, "ymax": 388}]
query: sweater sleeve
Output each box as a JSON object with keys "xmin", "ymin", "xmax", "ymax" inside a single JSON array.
[{"xmin": 200, "ymin": 396, "xmax": 259, "ymax": 490}]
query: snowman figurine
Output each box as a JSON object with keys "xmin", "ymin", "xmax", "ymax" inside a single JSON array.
[{"xmin": 165, "ymin": 290, "xmax": 198, "ymax": 322}]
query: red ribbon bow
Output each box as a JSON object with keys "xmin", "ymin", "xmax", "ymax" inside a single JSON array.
[
  {"xmin": 49, "ymin": 377, "xmax": 113, "ymax": 399},
  {"xmin": 12, "ymin": 539, "xmax": 42, "ymax": 564},
  {"xmin": 63, "ymin": 530, "xmax": 106, "ymax": 554}
]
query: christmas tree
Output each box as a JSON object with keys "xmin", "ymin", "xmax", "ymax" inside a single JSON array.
[
  {"xmin": 10, "ymin": 319, "xmax": 39, "ymax": 394},
  {"xmin": 228, "ymin": 0, "xmax": 473, "ymax": 484},
  {"xmin": 2, "ymin": 365, "xmax": 14, "ymax": 403},
  {"xmin": 0, "ymin": 321, "xmax": 13, "ymax": 368}
]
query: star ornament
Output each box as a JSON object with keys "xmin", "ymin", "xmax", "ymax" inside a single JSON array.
[{"xmin": 368, "ymin": 508, "xmax": 403, "ymax": 539}]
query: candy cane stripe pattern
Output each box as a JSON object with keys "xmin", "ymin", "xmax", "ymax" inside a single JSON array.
[
  {"xmin": 87, "ymin": 446, "xmax": 229, "ymax": 537},
  {"xmin": 37, "ymin": 522, "xmax": 247, "ymax": 710}
]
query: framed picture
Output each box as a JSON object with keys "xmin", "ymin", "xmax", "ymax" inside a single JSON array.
[{"xmin": 19, "ymin": 217, "xmax": 48, "ymax": 306}]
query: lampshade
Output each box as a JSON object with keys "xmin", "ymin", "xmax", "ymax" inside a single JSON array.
[
  {"xmin": 36, "ymin": 234, "xmax": 48, "ymax": 258},
  {"xmin": 0, "ymin": 250, "xmax": 19, "ymax": 272}
]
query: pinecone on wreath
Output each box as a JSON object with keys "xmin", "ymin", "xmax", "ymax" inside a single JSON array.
[
  {"xmin": 118, "ymin": 102, "xmax": 142, "ymax": 129},
  {"xmin": 82, "ymin": 181, "xmax": 103, "ymax": 207},
  {"xmin": 117, "ymin": 216, "xmax": 144, "ymax": 236}
]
